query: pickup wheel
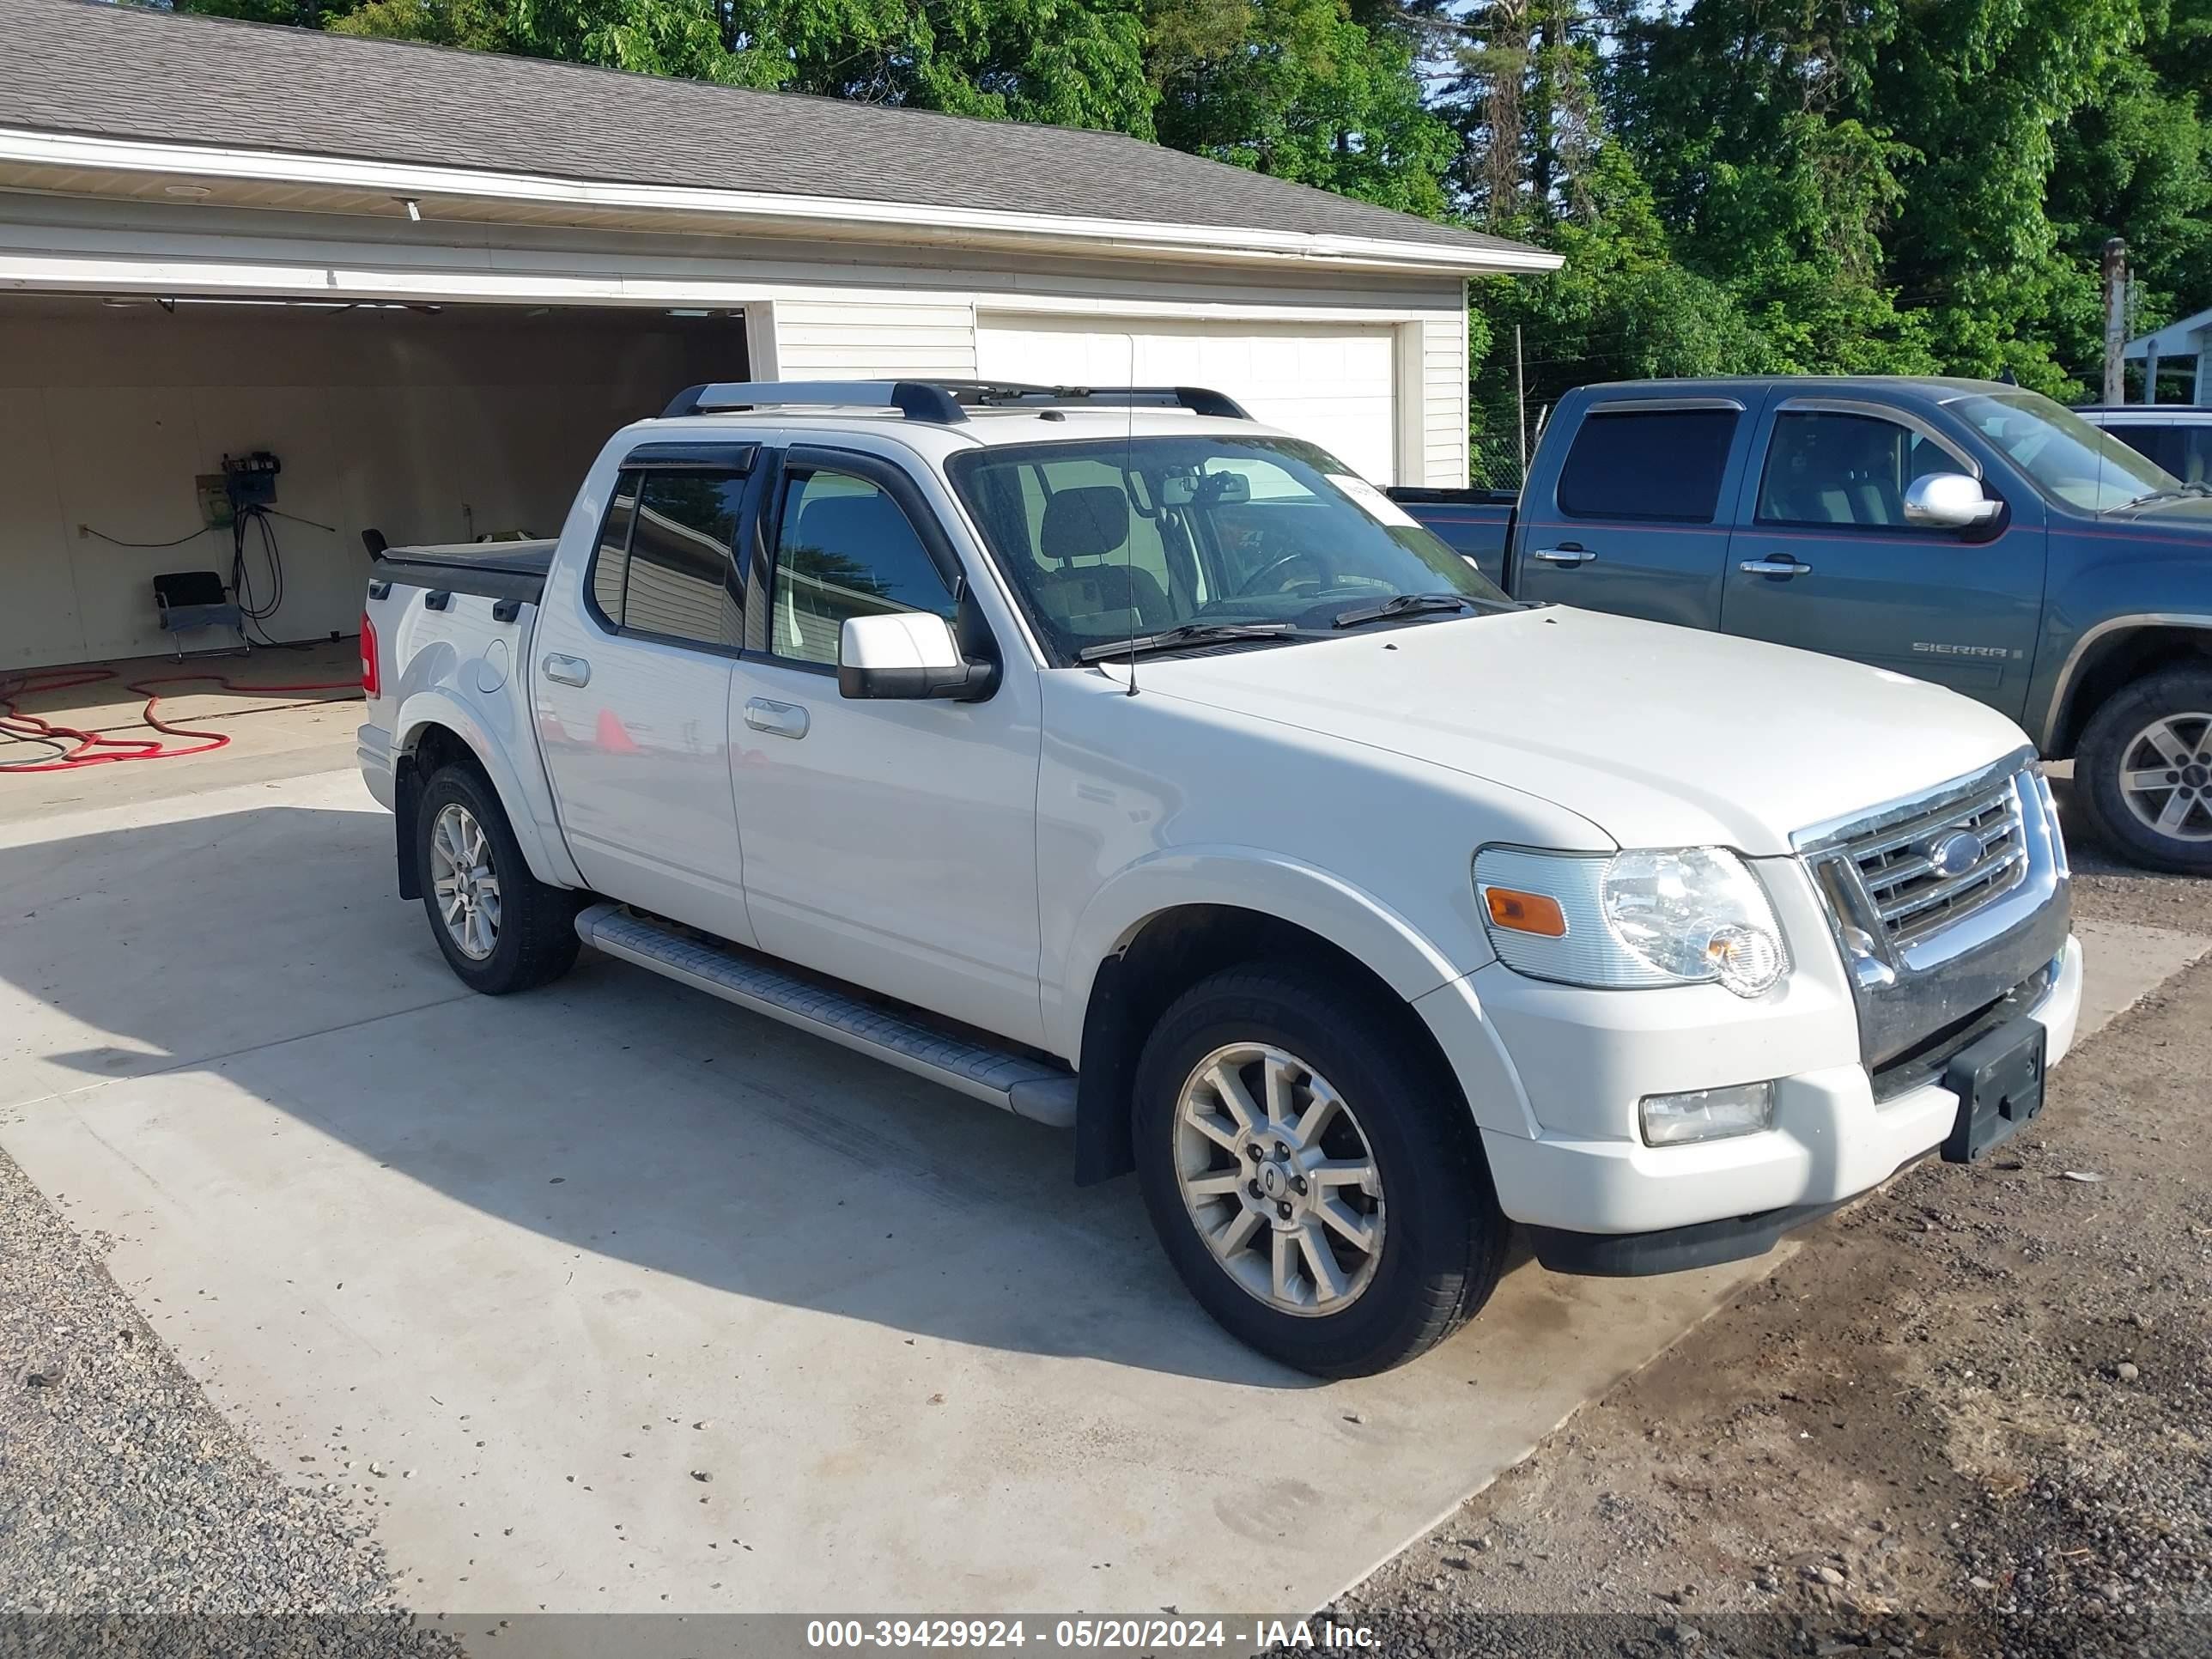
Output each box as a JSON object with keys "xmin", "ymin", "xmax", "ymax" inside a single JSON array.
[
  {"xmin": 1132, "ymin": 967, "xmax": 1506, "ymax": 1378},
  {"xmin": 2075, "ymin": 666, "xmax": 2212, "ymax": 874},
  {"xmin": 416, "ymin": 765, "xmax": 582, "ymax": 994}
]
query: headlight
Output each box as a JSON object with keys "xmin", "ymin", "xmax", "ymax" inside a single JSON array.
[{"xmin": 1474, "ymin": 845, "xmax": 1789, "ymax": 997}]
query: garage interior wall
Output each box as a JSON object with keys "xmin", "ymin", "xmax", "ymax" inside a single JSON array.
[{"xmin": 0, "ymin": 300, "xmax": 745, "ymax": 671}]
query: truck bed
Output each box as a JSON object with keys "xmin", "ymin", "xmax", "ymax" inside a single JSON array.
[
  {"xmin": 1388, "ymin": 489, "xmax": 1516, "ymax": 586},
  {"xmin": 370, "ymin": 540, "xmax": 556, "ymax": 605}
]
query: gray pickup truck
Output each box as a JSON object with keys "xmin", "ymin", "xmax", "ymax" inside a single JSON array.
[{"xmin": 1395, "ymin": 377, "xmax": 2212, "ymax": 873}]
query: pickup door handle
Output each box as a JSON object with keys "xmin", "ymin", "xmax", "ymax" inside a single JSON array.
[
  {"xmin": 542, "ymin": 653, "xmax": 591, "ymax": 687},
  {"xmin": 744, "ymin": 697, "xmax": 810, "ymax": 740},
  {"xmin": 1529, "ymin": 545, "xmax": 1596, "ymax": 565},
  {"xmin": 1738, "ymin": 556, "xmax": 1814, "ymax": 578}
]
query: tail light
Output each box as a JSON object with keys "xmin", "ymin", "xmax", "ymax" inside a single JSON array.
[{"xmin": 360, "ymin": 611, "xmax": 380, "ymax": 697}]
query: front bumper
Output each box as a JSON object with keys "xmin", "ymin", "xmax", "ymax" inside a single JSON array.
[{"xmin": 1478, "ymin": 933, "xmax": 2081, "ymax": 1268}]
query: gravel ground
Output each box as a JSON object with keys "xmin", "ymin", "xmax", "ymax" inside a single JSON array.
[
  {"xmin": 0, "ymin": 1150, "xmax": 463, "ymax": 1658},
  {"xmin": 1317, "ymin": 882, "xmax": 2212, "ymax": 1657}
]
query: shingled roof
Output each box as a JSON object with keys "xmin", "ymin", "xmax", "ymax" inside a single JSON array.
[{"xmin": 2, "ymin": 0, "xmax": 1544, "ymax": 264}]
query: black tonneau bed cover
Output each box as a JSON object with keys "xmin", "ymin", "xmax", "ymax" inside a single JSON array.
[{"xmin": 370, "ymin": 540, "xmax": 555, "ymax": 605}]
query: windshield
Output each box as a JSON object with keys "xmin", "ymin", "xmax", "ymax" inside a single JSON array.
[
  {"xmin": 946, "ymin": 435, "xmax": 1508, "ymax": 665},
  {"xmin": 1947, "ymin": 390, "xmax": 2180, "ymax": 512}
]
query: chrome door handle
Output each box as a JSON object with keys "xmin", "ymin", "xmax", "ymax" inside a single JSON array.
[
  {"xmin": 1739, "ymin": 557, "xmax": 1814, "ymax": 578},
  {"xmin": 542, "ymin": 653, "xmax": 591, "ymax": 687},
  {"xmin": 744, "ymin": 697, "xmax": 810, "ymax": 739},
  {"xmin": 1529, "ymin": 546, "xmax": 1597, "ymax": 565}
]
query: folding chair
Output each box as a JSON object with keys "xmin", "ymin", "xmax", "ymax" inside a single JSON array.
[{"xmin": 152, "ymin": 571, "xmax": 249, "ymax": 659}]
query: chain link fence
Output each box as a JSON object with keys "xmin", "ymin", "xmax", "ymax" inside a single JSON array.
[{"xmin": 1468, "ymin": 432, "xmax": 1527, "ymax": 492}]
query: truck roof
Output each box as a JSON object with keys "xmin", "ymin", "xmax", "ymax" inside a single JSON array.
[
  {"xmin": 1577, "ymin": 374, "xmax": 2031, "ymax": 406},
  {"xmin": 621, "ymin": 404, "xmax": 1303, "ymax": 458}
]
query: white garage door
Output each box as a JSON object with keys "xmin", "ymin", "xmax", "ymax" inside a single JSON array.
[{"xmin": 975, "ymin": 317, "xmax": 1400, "ymax": 484}]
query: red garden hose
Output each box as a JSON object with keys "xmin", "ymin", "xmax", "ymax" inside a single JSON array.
[{"xmin": 0, "ymin": 666, "xmax": 363, "ymax": 775}]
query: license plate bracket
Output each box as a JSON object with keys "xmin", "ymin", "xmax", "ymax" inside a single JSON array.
[{"xmin": 1941, "ymin": 1016, "xmax": 2047, "ymax": 1164}]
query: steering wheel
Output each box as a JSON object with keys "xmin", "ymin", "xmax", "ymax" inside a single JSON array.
[{"xmin": 1230, "ymin": 550, "xmax": 1328, "ymax": 599}]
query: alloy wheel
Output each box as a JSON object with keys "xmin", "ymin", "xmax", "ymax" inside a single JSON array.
[
  {"xmin": 430, "ymin": 803, "xmax": 502, "ymax": 960},
  {"xmin": 1172, "ymin": 1042, "xmax": 1386, "ymax": 1317},
  {"xmin": 2118, "ymin": 712, "xmax": 2212, "ymax": 844}
]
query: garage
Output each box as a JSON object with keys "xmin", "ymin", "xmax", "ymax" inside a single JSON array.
[
  {"xmin": 976, "ymin": 317, "xmax": 1403, "ymax": 484},
  {"xmin": 0, "ymin": 296, "xmax": 744, "ymax": 668},
  {"xmin": 1, "ymin": 0, "xmax": 1554, "ymax": 673}
]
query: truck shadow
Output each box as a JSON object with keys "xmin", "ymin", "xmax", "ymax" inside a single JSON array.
[{"xmin": 0, "ymin": 801, "xmax": 1473, "ymax": 1389}]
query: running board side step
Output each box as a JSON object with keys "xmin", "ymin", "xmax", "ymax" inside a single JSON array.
[{"xmin": 574, "ymin": 903, "xmax": 1077, "ymax": 1129}]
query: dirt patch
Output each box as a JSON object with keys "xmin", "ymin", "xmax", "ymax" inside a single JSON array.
[{"xmin": 1328, "ymin": 957, "xmax": 2212, "ymax": 1658}]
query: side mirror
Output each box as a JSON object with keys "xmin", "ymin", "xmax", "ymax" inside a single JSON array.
[
  {"xmin": 837, "ymin": 612, "xmax": 997, "ymax": 702},
  {"xmin": 1903, "ymin": 472, "xmax": 2002, "ymax": 532}
]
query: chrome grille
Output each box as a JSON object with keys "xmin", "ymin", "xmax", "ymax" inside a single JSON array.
[
  {"xmin": 1794, "ymin": 749, "xmax": 2069, "ymax": 1070},
  {"xmin": 1844, "ymin": 777, "xmax": 2027, "ymax": 946}
]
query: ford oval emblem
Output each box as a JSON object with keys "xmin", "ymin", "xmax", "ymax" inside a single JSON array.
[{"xmin": 1929, "ymin": 829, "xmax": 1986, "ymax": 879}]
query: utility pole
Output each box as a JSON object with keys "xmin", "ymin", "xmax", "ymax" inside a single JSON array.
[
  {"xmin": 1515, "ymin": 324, "xmax": 1528, "ymax": 474},
  {"xmin": 2102, "ymin": 238, "xmax": 2129, "ymax": 404}
]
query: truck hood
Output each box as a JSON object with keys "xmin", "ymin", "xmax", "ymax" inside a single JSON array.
[{"xmin": 1134, "ymin": 606, "xmax": 2033, "ymax": 856}]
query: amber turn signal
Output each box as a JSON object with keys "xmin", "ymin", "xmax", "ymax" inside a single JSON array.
[{"xmin": 1482, "ymin": 886, "xmax": 1568, "ymax": 938}]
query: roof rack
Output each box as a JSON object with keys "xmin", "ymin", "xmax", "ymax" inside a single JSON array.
[{"xmin": 660, "ymin": 380, "xmax": 1252, "ymax": 424}]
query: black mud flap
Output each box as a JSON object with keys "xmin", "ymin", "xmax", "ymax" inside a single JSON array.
[
  {"xmin": 1941, "ymin": 1016, "xmax": 2046, "ymax": 1164},
  {"xmin": 393, "ymin": 763, "xmax": 422, "ymax": 901}
]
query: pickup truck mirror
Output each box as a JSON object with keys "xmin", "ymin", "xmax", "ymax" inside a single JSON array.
[
  {"xmin": 837, "ymin": 611, "xmax": 999, "ymax": 702},
  {"xmin": 1903, "ymin": 472, "xmax": 2003, "ymax": 532}
]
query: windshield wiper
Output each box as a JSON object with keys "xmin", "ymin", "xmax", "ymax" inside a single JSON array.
[
  {"xmin": 2117, "ymin": 483, "xmax": 2212, "ymax": 511},
  {"xmin": 1332, "ymin": 592, "xmax": 1475, "ymax": 629},
  {"xmin": 1074, "ymin": 622, "xmax": 1304, "ymax": 664}
]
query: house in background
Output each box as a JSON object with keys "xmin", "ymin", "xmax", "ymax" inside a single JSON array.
[
  {"xmin": 2124, "ymin": 305, "xmax": 2212, "ymax": 404},
  {"xmin": 0, "ymin": 0, "xmax": 1557, "ymax": 671}
]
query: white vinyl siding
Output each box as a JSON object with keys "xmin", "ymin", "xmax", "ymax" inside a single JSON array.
[
  {"xmin": 770, "ymin": 299, "xmax": 978, "ymax": 380},
  {"xmin": 1419, "ymin": 312, "xmax": 1469, "ymax": 489}
]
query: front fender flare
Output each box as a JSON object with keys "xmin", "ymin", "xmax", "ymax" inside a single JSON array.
[
  {"xmin": 1054, "ymin": 848, "xmax": 1475, "ymax": 1059},
  {"xmin": 1053, "ymin": 850, "xmax": 1535, "ymax": 1177},
  {"xmin": 394, "ymin": 689, "xmax": 582, "ymax": 890}
]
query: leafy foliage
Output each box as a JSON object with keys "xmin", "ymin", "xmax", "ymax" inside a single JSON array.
[{"xmin": 1448, "ymin": 0, "xmax": 2212, "ymax": 447}]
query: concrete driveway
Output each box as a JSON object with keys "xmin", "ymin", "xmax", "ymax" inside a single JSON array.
[{"xmin": 0, "ymin": 762, "xmax": 2204, "ymax": 1619}]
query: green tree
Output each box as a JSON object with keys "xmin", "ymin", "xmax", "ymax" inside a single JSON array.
[
  {"xmin": 327, "ymin": 0, "xmax": 510, "ymax": 48},
  {"xmin": 1149, "ymin": 0, "xmax": 1456, "ymax": 213}
]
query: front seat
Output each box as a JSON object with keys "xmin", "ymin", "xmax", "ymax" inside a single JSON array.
[{"xmin": 1030, "ymin": 486, "xmax": 1170, "ymax": 631}]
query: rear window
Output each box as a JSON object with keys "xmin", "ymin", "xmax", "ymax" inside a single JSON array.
[{"xmin": 1556, "ymin": 408, "xmax": 1739, "ymax": 522}]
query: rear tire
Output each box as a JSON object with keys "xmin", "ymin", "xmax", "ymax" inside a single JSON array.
[
  {"xmin": 416, "ymin": 763, "xmax": 582, "ymax": 994},
  {"xmin": 2075, "ymin": 667, "xmax": 2212, "ymax": 874},
  {"xmin": 1132, "ymin": 965, "xmax": 1507, "ymax": 1378}
]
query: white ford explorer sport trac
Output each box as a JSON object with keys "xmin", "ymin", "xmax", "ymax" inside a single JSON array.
[{"xmin": 357, "ymin": 379, "xmax": 2081, "ymax": 1376}]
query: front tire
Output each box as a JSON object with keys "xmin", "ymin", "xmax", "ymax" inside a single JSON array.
[
  {"xmin": 2075, "ymin": 667, "xmax": 2212, "ymax": 874},
  {"xmin": 1132, "ymin": 966, "xmax": 1507, "ymax": 1378},
  {"xmin": 416, "ymin": 764, "xmax": 582, "ymax": 994}
]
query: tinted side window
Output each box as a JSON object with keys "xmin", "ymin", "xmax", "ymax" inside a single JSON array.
[
  {"xmin": 2180, "ymin": 428, "xmax": 2212, "ymax": 487},
  {"xmin": 771, "ymin": 471, "xmax": 956, "ymax": 666},
  {"xmin": 1757, "ymin": 411, "xmax": 1951, "ymax": 528},
  {"xmin": 588, "ymin": 472, "xmax": 640, "ymax": 625},
  {"xmin": 621, "ymin": 472, "xmax": 746, "ymax": 648},
  {"xmin": 2114, "ymin": 422, "xmax": 2210, "ymax": 486},
  {"xmin": 1556, "ymin": 409, "xmax": 1738, "ymax": 522}
]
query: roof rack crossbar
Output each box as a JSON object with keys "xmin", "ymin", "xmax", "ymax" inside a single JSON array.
[
  {"xmin": 663, "ymin": 381, "xmax": 970, "ymax": 422},
  {"xmin": 925, "ymin": 380, "xmax": 1253, "ymax": 419},
  {"xmin": 661, "ymin": 380, "xmax": 1251, "ymax": 423}
]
